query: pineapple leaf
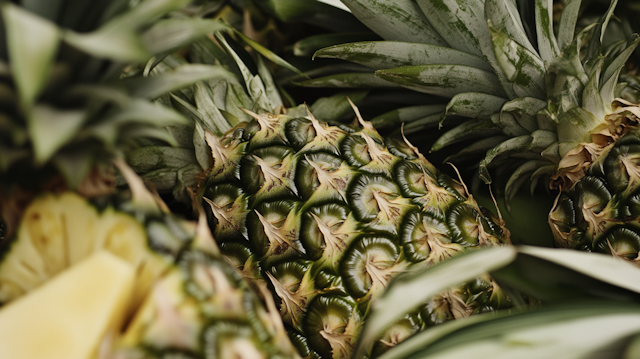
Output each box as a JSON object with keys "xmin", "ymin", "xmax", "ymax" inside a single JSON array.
[
  {"xmin": 296, "ymin": 72, "xmax": 402, "ymax": 88},
  {"xmin": 29, "ymin": 105, "xmax": 86, "ymax": 164},
  {"xmin": 142, "ymin": 18, "xmax": 229, "ymax": 55},
  {"xmin": 194, "ymin": 81, "xmax": 233, "ymax": 136},
  {"xmin": 534, "ymin": 0, "xmax": 560, "ymax": 63},
  {"xmin": 431, "ymin": 118, "xmax": 502, "ymax": 152},
  {"xmin": 123, "ymin": 64, "xmax": 235, "ymax": 99},
  {"xmin": 2, "ymin": 3, "xmax": 60, "ymax": 108},
  {"xmin": 232, "ymin": 29, "xmax": 309, "ymax": 79},
  {"xmin": 601, "ymin": 34, "xmax": 640, "ymax": 91},
  {"xmin": 356, "ymin": 246, "xmax": 517, "ymax": 359},
  {"xmin": 479, "ymin": 135, "xmax": 535, "ymax": 183},
  {"xmin": 415, "ymin": 0, "xmax": 484, "ymax": 56},
  {"xmin": 505, "ymin": 159, "xmax": 551, "ymax": 202},
  {"xmin": 376, "ymin": 64, "xmax": 507, "ymax": 98},
  {"xmin": 556, "ymin": 0, "xmax": 581, "ymax": 51},
  {"xmin": 370, "ymin": 104, "xmax": 447, "ymax": 130},
  {"xmin": 387, "ymin": 303, "xmax": 640, "ymax": 359},
  {"xmin": 485, "ymin": 0, "xmax": 537, "ymax": 54},
  {"xmin": 308, "ymin": 91, "xmax": 369, "ymax": 122},
  {"xmin": 442, "ymin": 93, "xmax": 508, "ymax": 126},
  {"xmin": 293, "ymin": 33, "xmax": 379, "ymax": 57},
  {"xmin": 340, "ymin": 0, "xmax": 448, "ymax": 46},
  {"xmin": 515, "ymin": 246, "xmax": 640, "ymax": 295},
  {"xmin": 489, "ymin": 21, "xmax": 546, "ymax": 98},
  {"xmin": 314, "ymin": 41, "xmax": 494, "ymax": 72}
]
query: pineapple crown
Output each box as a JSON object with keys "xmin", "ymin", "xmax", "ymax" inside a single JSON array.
[
  {"xmin": 0, "ymin": 0, "xmax": 230, "ymax": 191},
  {"xmin": 311, "ymin": 0, "xmax": 640, "ymax": 199}
]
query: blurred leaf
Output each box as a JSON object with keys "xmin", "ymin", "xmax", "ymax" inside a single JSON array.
[
  {"xmin": 355, "ymin": 246, "xmax": 518, "ymax": 358},
  {"xmin": 3, "ymin": 3, "xmax": 60, "ymax": 108},
  {"xmin": 142, "ymin": 18, "xmax": 229, "ymax": 55},
  {"xmin": 297, "ymin": 72, "xmax": 402, "ymax": 88},
  {"xmin": 29, "ymin": 105, "xmax": 86, "ymax": 164},
  {"xmin": 124, "ymin": 64, "xmax": 235, "ymax": 99}
]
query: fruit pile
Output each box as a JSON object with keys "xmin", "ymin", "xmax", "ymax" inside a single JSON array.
[{"xmin": 2, "ymin": 0, "xmax": 640, "ymax": 358}]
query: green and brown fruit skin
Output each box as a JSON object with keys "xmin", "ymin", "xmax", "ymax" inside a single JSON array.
[
  {"xmin": 0, "ymin": 191, "xmax": 299, "ymax": 359},
  {"xmin": 550, "ymin": 126, "xmax": 640, "ymax": 262},
  {"xmin": 199, "ymin": 108, "xmax": 513, "ymax": 358}
]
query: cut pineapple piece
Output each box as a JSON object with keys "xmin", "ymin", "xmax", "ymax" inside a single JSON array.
[
  {"xmin": 0, "ymin": 251, "xmax": 134, "ymax": 359},
  {"xmin": 0, "ymin": 192, "xmax": 169, "ymax": 316}
]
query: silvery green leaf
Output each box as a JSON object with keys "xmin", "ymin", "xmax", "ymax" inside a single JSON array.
[
  {"xmin": 225, "ymin": 83, "xmax": 254, "ymax": 123},
  {"xmin": 354, "ymin": 246, "xmax": 518, "ymax": 359},
  {"xmin": 215, "ymin": 32, "xmax": 254, "ymax": 89},
  {"xmin": 505, "ymin": 159, "xmax": 549, "ymax": 204},
  {"xmin": 501, "ymin": 97, "xmax": 547, "ymax": 132},
  {"xmin": 442, "ymin": 93, "xmax": 508, "ymax": 126},
  {"xmin": 376, "ymin": 64, "xmax": 506, "ymax": 98},
  {"xmin": 315, "ymin": 41, "xmax": 493, "ymax": 72},
  {"xmin": 581, "ymin": 58, "xmax": 607, "ymax": 122},
  {"xmin": 479, "ymin": 135, "xmax": 534, "ymax": 183},
  {"xmin": 341, "ymin": 0, "xmax": 448, "ymax": 45},
  {"xmin": 485, "ymin": 0, "xmax": 536, "ymax": 53},
  {"xmin": 309, "ymin": 91, "xmax": 369, "ymax": 122},
  {"xmin": 431, "ymin": 119, "xmax": 502, "ymax": 152},
  {"xmin": 556, "ymin": 0, "xmax": 582, "ymax": 51},
  {"xmin": 415, "ymin": 0, "xmax": 484, "ymax": 56},
  {"xmin": 256, "ymin": 55, "xmax": 284, "ymax": 111},
  {"xmin": 492, "ymin": 111, "xmax": 529, "ymax": 137},
  {"xmin": 297, "ymin": 72, "xmax": 402, "ymax": 88},
  {"xmin": 193, "ymin": 120, "xmax": 211, "ymax": 171},
  {"xmin": 601, "ymin": 35, "xmax": 640, "ymax": 91},
  {"xmin": 294, "ymin": 33, "xmax": 378, "ymax": 57},
  {"xmin": 406, "ymin": 306, "xmax": 640, "ymax": 359},
  {"xmin": 534, "ymin": 0, "xmax": 560, "ymax": 63},
  {"xmin": 370, "ymin": 104, "xmax": 446, "ymax": 130},
  {"xmin": 489, "ymin": 23, "xmax": 545, "ymax": 98},
  {"xmin": 194, "ymin": 81, "xmax": 231, "ymax": 136},
  {"xmin": 444, "ymin": 135, "xmax": 508, "ymax": 163},
  {"xmin": 3, "ymin": 3, "xmax": 59, "ymax": 108}
]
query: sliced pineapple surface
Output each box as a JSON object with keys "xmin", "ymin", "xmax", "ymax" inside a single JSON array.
[
  {"xmin": 0, "ymin": 250, "xmax": 134, "ymax": 359},
  {"xmin": 0, "ymin": 192, "xmax": 170, "ymax": 315}
]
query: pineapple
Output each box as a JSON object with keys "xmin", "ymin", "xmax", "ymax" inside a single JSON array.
[
  {"xmin": 304, "ymin": 1, "xmax": 640, "ymax": 258},
  {"xmin": 128, "ymin": 29, "xmax": 517, "ymax": 358},
  {"xmin": 0, "ymin": 1, "xmax": 300, "ymax": 358},
  {"xmin": 0, "ymin": 168, "xmax": 300, "ymax": 358}
]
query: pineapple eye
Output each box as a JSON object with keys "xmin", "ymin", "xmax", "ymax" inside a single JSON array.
[
  {"xmin": 341, "ymin": 235, "xmax": 400, "ymax": 299},
  {"xmin": 296, "ymin": 153, "xmax": 343, "ymax": 201},
  {"xmin": 595, "ymin": 228, "xmax": 640, "ymax": 259},
  {"xmin": 400, "ymin": 211, "xmax": 452, "ymax": 263},
  {"xmin": 303, "ymin": 295, "xmax": 360, "ymax": 359},
  {"xmin": 300, "ymin": 203, "xmax": 349, "ymax": 264},
  {"xmin": 286, "ymin": 118, "xmax": 316, "ymax": 150}
]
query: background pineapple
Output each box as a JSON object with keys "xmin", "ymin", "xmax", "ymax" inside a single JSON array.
[{"xmin": 296, "ymin": 0, "xmax": 640, "ymax": 260}]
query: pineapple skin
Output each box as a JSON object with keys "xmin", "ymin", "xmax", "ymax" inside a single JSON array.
[
  {"xmin": 200, "ymin": 107, "xmax": 513, "ymax": 358},
  {"xmin": 550, "ymin": 128, "xmax": 640, "ymax": 261}
]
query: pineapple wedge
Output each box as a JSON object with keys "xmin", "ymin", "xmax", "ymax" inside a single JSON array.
[{"xmin": 0, "ymin": 251, "xmax": 134, "ymax": 359}]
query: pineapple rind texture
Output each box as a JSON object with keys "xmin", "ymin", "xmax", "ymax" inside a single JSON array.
[
  {"xmin": 550, "ymin": 129, "xmax": 640, "ymax": 262},
  {"xmin": 0, "ymin": 191, "xmax": 300, "ymax": 359},
  {"xmin": 200, "ymin": 108, "xmax": 512, "ymax": 358}
]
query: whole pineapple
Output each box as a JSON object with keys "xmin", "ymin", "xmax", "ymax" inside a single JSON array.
[
  {"xmin": 302, "ymin": 0, "xmax": 640, "ymax": 259},
  {"xmin": 129, "ymin": 30, "xmax": 517, "ymax": 358}
]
